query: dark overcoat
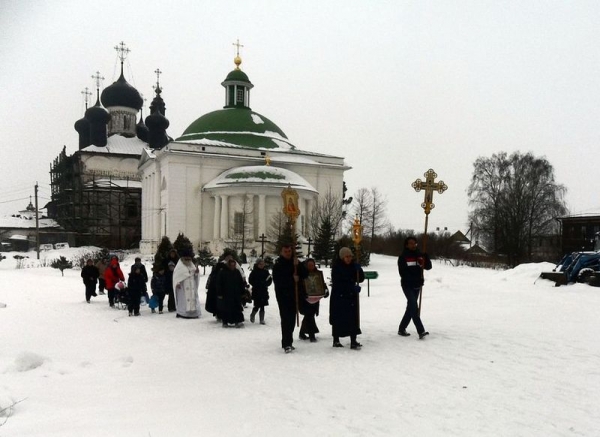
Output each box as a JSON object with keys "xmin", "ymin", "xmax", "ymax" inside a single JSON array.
[
  {"xmin": 248, "ymin": 266, "xmax": 272, "ymax": 307},
  {"xmin": 216, "ymin": 267, "xmax": 245, "ymax": 323},
  {"xmin": 205, "ymin": 262, "xmax": 227, "ymax": 315},
  {"xmin": 329, "ymin": 259, "xmax": 365, "ymax": 338},
  {"xmin": 81, "ymin": 265, "xmax": 100, "ymax": 286},
  {"xmin": 272, "ymin": 256, "xmax": 307, "ymax": 313}
]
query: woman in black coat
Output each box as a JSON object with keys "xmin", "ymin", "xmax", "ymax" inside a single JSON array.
[
  {"xmin": 216, "ymin": 258, "xmax": 245, "ymax": 327},
  {"xmin": 330, "ymin": 247, "xmax": 365, "ymax": 349},
  {"xmin": 248, "ymin": 258, "xmax": 272, "ymax": 324}
]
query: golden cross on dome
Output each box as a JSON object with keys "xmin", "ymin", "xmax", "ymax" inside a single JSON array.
[
  {"xmin": 233, "ymin": 38, "xmax": 244, "ymax": 57},
  {"xmin": 412, "ymin": 169, "xmax": 448, "ymax": 215},
  {"xmin": 114, "ymin": 41, "xmax": 130, "ymax": 63},
  {"xmin": 232, "ymin": 38, "xmax": 244, "ymax": 69}
]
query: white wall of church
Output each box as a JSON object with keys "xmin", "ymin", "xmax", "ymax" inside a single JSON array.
[{"xmin": 139, "ymin": 146, "xmax": 347, "ymax": 255}]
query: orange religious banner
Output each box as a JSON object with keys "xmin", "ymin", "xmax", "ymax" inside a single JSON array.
[{"xmin": 281, "ymin": 184, "xmax": 300, "ymax": 223}]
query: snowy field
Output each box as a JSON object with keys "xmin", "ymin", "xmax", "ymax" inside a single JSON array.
[{"xmin": 1, "ymin": 249, "xmax": 599, "ymax": 437}]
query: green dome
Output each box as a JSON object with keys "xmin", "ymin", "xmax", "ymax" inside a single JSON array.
[
  {"xmin": 176, "ymin": 108, "xmax": 296, "ymax": 150},
  {"xmin": 224, "ymin": 69, "xmax": 251, "ymax": 84}
]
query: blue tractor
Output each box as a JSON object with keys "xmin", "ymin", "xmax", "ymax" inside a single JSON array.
[{"xmin": 541, "ymin": 251, "xmax": 600, "ymax": 286}]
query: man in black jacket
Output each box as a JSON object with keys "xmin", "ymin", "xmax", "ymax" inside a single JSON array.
[
  {"xmin": 397, "ymin": 236, "xmax": 432, "ymax": 339},
  {"xmin": 272, "ymin": 244, "xmax": 307, "ymax": 353},
  {"xmin": 81, "ymin": 259, "xmax": 100, "ymax": 303}
]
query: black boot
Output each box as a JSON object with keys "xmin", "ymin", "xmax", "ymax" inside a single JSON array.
[
  {"xmin": 250, "ymin": 308, "xmax": 258, "ymax": 323},
  {"xmin": 259, "ymin": 309, "xmax": 265, "ymax": 325}
]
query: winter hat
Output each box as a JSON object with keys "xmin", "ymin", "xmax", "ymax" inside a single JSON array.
[
  {"xmin": 339, "ymin": 247, "xmax": 353, "ymax": 259},
  {"xmin": 255, "ymin": 257, "xmax": 264, "ymax": 265},
  {"xmin": 179, "ymin": 248, "xmax": 194, "ymax": 258}
]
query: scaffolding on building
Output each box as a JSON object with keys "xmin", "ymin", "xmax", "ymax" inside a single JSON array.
[{"xmin": 49, "ymin": 146, "xmax": 142, "ymax": 249}]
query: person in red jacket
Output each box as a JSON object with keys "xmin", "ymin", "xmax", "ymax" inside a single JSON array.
[{"xmin": 104, "ymin": 255, "xmax": 125, "ymax": 308}]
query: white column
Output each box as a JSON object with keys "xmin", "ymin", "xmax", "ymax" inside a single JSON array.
[
  {"xmin": 258, "ymin": 194, "xmax": 266, "ymax": 237},
  {"xmin": 298, "ymin": 198, "xmax": 305, "ymax": 236},
  {"xmin": 148, "ymin": 174, "xmax": 154, "ymax": 240},
  {"xmin": 247, "ymin": 194, "xmax": 255, "ymax": 239},
  {"xmin": 213, "ymin": 195, "xmax": 221, "ymax": 239},
  {"xmin": 220, "ymin": 195, "xmax": 229, "ymax": 239}
]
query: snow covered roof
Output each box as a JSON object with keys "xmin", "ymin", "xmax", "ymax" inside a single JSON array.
[
  {"xmin": 81, "ymin": 135, "xmax": 148, "ymax": 156},
  {"xmin": 0, "ymin": 215, "xmax": 59, "ymax": 229},
  {"xmin": 8, "ymin": 234, "xmax": 28, "ymax": 241},
  {"xmin": 203, "ymin": 165, "xmax": 317, "ymax": 192}
]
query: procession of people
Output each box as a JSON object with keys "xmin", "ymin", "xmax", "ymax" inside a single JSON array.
[{"xmin": 80, "ymin": 236, "xmax": 433, "ymax": 353}]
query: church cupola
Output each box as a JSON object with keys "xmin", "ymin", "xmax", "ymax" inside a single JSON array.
[
  {"xmin": 221, "ymin": 39, "xmax": 253, "ymax": 109},
  {"xmin": 74, "ymin": 87, "xmax": 91, "ymax": 150},
  {"xmin": 100, "ymin": 42, "xmax": 143, "ymax": 138},
  {"xmin": 149, "ymin": 68, "xmax": 166, "ymax": 116},
  {"xmin": 85, "ymin": 72, "xmax": 110, "ymax": 147},
  {"xmin": 146, "ymin": 71, "xmax": 170, "ymax": 149},
  {"xmin": 136, "ymin": 107, "xmax": 149, "ymax": 142}
]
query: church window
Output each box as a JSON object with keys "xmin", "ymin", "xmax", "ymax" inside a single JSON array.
[
  {"xmin": 234, "ymin": 212, "xmax": 244, "ymax": 235},
  {"xmin": 124, "ymin": 115, "xmax": 130, "ymax": 130},
  {"xmin": 236, "ymin": 88, "xmax": 244, "ymax": 103}
]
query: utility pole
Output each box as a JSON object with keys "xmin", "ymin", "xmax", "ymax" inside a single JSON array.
[{"xmin": 35, "ymin": 182, "xmax": 40, "ymax": 260}]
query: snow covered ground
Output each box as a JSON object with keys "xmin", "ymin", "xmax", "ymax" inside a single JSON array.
[{"xmin": 1, "ymin": 250, "xmax": 599, "ymax": 436}]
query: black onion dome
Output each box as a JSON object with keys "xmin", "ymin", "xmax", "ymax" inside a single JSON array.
[
  {"xmin": 101, "ymin": 73, "xmax": 143, "ymax": 110},
  {"xmin": 149, "ymin": 93, "xmax": 166, "ymax": 115},
  {"xmin": 74, "ymin": 116, "xmax": 90, "ymax": 134},
  {"xmin": 85, "ymin": 98, "xmax": 110, "ymax": 123},
  {"xmin": 136, "ymin": 112, "xmax": 149, "ymax": 142},
  {"xmin": 145, "ymin": 110, "xmax": 169, "ymax": 131}
]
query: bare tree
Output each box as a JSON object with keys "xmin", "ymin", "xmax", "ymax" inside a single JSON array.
[
  {"xmin": 229, "ymin": 194, "xmax": 254, "ymax": 260},
  {"xmin": 369, "ymin": 187, "xmax": 389, "ymax": 241},
  {"xmin": 468, "ymin": 151, "xmax": 567, "ymax": 266},
  {"xmin": 266, "ymin": 212, "xmax": 288, "ymax": 255},
  {"xmin": 351, "ymin": 188, "xmax": 373, "ymax": 236}
]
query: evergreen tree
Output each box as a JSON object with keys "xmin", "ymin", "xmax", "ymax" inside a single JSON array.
[
  {"xmin": 173, "ymin": 233, "xmax": 194, "ymax": 257},
  {"xmin": 196, "ymin": 247, "xmax": 216, "ymax": 274},
  {"xmin": 312, "ymin": 216, "xmax": 336, "ymax": 266},
  {"xmin": 154, "ymin": 236, "xmax": 173, "ymax": 267},
  {"xmin": 274, "ymin": 221, "xmax": 301, "ymax": 257},
  {"xmin": 97, "ymin": 247, "xmax": 110, "ymax": 262},
  {"xmin": 51, "ymin": 256, "xmax": 73, "ymax": 276}
]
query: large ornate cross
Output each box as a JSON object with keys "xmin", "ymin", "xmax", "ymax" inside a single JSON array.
[
  {"xmin": 114, "ymin": 41, "xmax": 130, "ymax": 62},
  {"xmin": 412, "ymin": 169, "xmax": 448, "ymax": 215}
]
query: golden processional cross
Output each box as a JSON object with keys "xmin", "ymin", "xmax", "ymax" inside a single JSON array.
[
  {"xmin": 411, "ymin": 168, "xmax": 447, "ymax": 314},
  {"xmin": 412, "ymin": 168, "xmax": 448, "ymax": 217}
]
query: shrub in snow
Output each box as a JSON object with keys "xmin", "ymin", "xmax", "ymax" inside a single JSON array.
[
  {"xmin": 13, "ymin": 255, "xmax": 27, "ymax": 269},
  {"xmin": 50, "ymin": 256, "xmax": 73, "ymax": 276}
]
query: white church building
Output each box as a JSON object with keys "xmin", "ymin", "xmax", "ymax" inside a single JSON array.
[{"xmin": 139, "ymin": 54, "xmax": 349, "ymax": 255}]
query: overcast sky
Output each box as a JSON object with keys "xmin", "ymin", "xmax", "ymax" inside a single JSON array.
[{"xmin": 2, "ymin": 0, "xmax": 600, "ymax": 234}]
